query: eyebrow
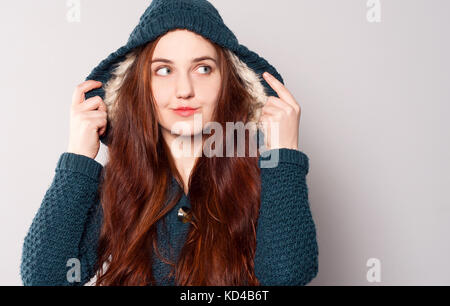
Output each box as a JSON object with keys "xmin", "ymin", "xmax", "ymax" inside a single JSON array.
[{"xmin": 151, "ymin": 56, "xmax": 217, "ymax": 64}]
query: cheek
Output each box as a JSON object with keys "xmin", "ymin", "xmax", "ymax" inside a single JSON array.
[
  {"xmin": 150, "ymin": 82, "xmax": 173, "ymax": 127},
  {"xmin": 151, "ymin": 81, "xmax": 171, "ymax": 108},
  {"xmin": 196, "ymin": 76, "xmax": 221, "ymax": 108}
]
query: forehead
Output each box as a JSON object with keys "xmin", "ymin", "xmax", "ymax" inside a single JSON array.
[{"xmin": 152, "ymin": 29, "xmax": 218, "ymax": 60}]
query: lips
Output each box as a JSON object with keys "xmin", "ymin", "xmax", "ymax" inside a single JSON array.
[
  {"xmin": 174, "ymin": 107, "xmax": 198, "ymax": 111},
  {"xmin": 173, "ymin": 107, "xmax": 199, "ymax": 117}
]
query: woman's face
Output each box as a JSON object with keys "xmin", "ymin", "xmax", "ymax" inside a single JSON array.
[{"xmin": 150, "ymin": 29, "xmax": 222, "ymax": 139}]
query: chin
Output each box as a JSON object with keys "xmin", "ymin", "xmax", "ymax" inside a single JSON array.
[
  {"xmin": 167, "ymin": 125, "xmax": 204, "ymax": 137},
  {"xmin": 179, "ymin": 128, "xmax": 204, "ymax": 137}
]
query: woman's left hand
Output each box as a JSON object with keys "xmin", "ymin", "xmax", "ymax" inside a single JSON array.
[{"xmin": 259, "ymin": 72, "xmax": 301, "ymax": 151}]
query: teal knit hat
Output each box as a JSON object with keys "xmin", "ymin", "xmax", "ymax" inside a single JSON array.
[{"xmin": 85, "ymin": 0, "xmax": 284, "ymax": 146}]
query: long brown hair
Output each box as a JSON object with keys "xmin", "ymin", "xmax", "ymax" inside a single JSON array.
[{"xmin": 94, "ymin": 30, "xmax": 262, "ymax": 286}]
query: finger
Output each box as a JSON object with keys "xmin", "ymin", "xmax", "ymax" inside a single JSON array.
[
  {"xmin": 80, "ymin": 96, "xmax": 108, "ymax": 116},
  {"xmin": 99, "ymin": 126, "xmax": 106, "ymax": 136},
  {"xmin": 266, "ymin": 96, "xmax": 300, "ymax": 117},
  {"xmin": 261, "ymin": 104, "xmax": 279, "ymax": 115},
  {"xmin": 85, "ymin": 110, "xmax": 107, "ymax": 120},
  {"xmin": 72, "ymin": 80, "xmax": 103, "ymax": 106},
  {"xmin": 80, "ymin": 96, "xmax": 103, "ymax": 112},
  {"xmin": 262, "ymin": 72, "xmax": 298, "ymax": 109},
  {"xmin": 258, "ymin": 115, "xmax": 271, "ymax": 148},
  {"xmin": 97, "ymin": 97, "xmax": 107, "ymax": 113},
  {"xmin": 265, "ymin": 96, "xmax": 289, "ymax": 111},
  {"xmin": 258, "ymin": 114, "xmax": 275, "ymax": 130},
  {"xmin": 86, "ymin": 111, "xmax": 108, "ymax": 130}
]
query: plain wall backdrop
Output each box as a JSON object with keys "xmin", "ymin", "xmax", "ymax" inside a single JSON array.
[{"xmin": 1, "ymin": 0, "xmax": 449, "ymax": 285}]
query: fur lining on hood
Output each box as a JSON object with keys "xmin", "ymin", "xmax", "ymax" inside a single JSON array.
[
  {"xmin": 83, "ymin": 0, "xmax": 286, "ymax": 146},
  {"xmin": 102, "ymin": 48, "xmax": 270, "ymax": 129}
]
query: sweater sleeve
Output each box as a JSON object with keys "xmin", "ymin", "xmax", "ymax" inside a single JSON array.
[
  {"xmin": 20, "ymin": 152, "xmax": 104, "ymax": 286},
  {"xmin": 254, "ymin": 148, "xmax": 319, "ymax": 286}
]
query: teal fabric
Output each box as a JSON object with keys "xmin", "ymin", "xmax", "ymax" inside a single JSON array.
[
  {"xmin": 20, "ymin": 0, "xmax": 319, "ymax": 286},
  {"xmin": 84, "ymin": 0, "xmax": 286, "ymax": 147},
  {"xmin": 20, "ymin": 148, "xmax": 319, "ymax": 286}
]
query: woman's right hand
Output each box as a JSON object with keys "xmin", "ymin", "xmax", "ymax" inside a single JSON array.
[{"xmin": 67, "ymin": 80, "xmax": 108, "ymax": 160}]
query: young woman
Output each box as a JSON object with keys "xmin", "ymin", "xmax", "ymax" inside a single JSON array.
[{"xmin": 20, "ymin": 0, "xmax": 319, "ymax": 286}]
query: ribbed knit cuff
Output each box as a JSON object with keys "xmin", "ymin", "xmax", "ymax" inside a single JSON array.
[
  {"xmin": 57, "ymin": 152, "xmax": 103, "ymax": 181},
  {"xmin": 259, "ymin": 148, "xmax": 309, "ymax": 174}
]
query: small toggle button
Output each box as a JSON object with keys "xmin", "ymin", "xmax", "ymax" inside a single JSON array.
[{"xmin": 177, "ymin": 206, "xmax": 192, "ymax": 224}]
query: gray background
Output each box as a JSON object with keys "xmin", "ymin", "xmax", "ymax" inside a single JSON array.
[{"xmin": 1, "ymin": 0, "xmax": 449, "ymax": 285}]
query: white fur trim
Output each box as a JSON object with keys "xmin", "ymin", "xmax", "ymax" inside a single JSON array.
[
  {"xmin": 103, "ymin": 52, "xmax": 137, "ymax": 123},
  {"xmin": 103, "ymin": 48, "xmax": 269, "ymax": 125}
]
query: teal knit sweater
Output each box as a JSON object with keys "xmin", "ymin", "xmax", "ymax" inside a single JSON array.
[{"xmin": 20, "ymin": 148, "xmax": 318, "ymax": 286}]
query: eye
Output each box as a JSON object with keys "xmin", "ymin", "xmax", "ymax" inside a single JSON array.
[
  {"xmin": 156, "ymin": 67, "xmax": 171, "ymax": 76},
  {"xmin": 197, "ymin": 65, "xmax": 212, "ymax": 74}
]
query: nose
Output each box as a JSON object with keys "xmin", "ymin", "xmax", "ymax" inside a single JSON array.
[{"xmin": 175, "ymin": 72, "xmax": 194, "ymax": 99}]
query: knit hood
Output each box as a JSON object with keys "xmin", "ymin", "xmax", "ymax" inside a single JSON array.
[{"xmin": 84, "ymin": 0, "xmax": 285, "ymax": 146}]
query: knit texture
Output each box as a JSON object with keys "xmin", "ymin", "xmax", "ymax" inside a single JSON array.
[
  {"xmin": 20, "ymin": 148, "xmax": 319, "ymax": 286},
  {"xmin": 84, "ymin": 0, "xmax": 285, "ymax": 146},
  {"xmin": 23, "ymin": 0, "xmax": 319, "ymax": 285}
]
